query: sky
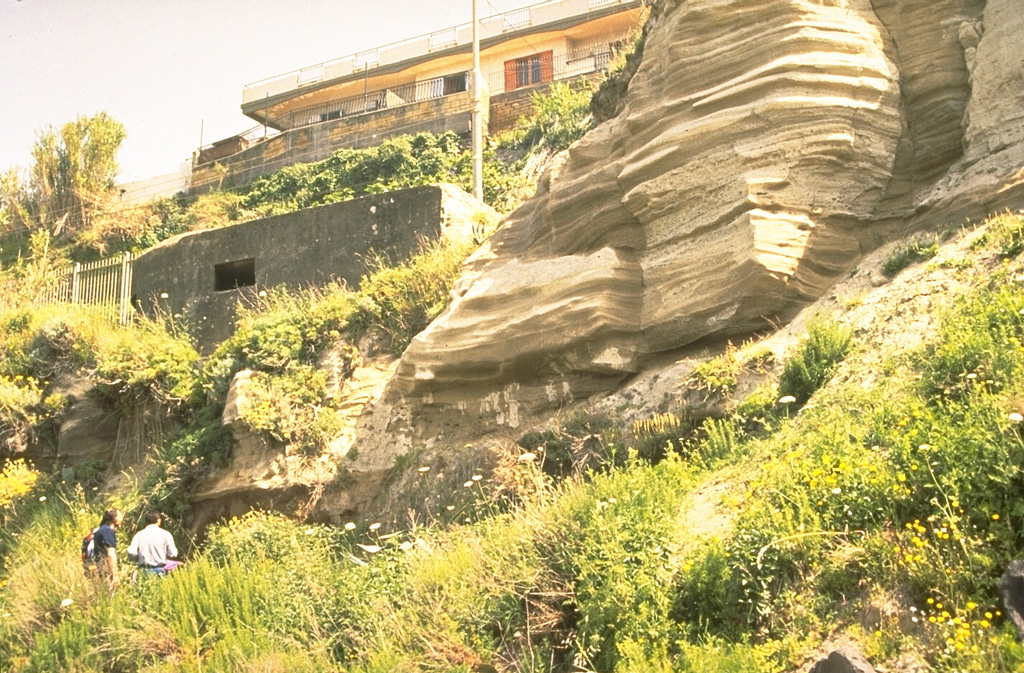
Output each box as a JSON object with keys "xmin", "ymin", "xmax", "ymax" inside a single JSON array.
[{"xmin": 0, "ymin": 0, "xmax": 531, "ymax": 184}]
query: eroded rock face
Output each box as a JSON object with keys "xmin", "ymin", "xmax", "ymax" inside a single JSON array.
[
  {"xmin": 192, "ymin": 0, "xmax": 1024, "ymax": 521},
  {"xmin": 357, "ymin": 0, "xmax": 1023, "ymax": 461}
]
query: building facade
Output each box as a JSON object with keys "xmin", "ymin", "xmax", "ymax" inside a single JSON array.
[{"xmin": 192, "ymin": 0, "xmax": 645, "ymax": 192}]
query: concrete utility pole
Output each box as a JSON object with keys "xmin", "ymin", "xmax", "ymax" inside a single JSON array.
[{"xmin": 471, "ymin": 0, "xmax": 484, "ymax": 201}]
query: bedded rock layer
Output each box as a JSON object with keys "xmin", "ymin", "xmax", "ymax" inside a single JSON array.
[
  {"xmin": 191, "ymin": 0, "xmax": 1024, "ymax": 520},
  {"xmin": 353, "ymin": 0, "xmax": 1024, "ymax": 455}
]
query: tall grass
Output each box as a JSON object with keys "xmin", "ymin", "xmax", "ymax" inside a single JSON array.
[{"xmin": 777, "ymin": 315, "xmax": 853, "ymax": 405}]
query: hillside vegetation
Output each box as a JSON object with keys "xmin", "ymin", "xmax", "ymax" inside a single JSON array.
[
  {"xmin": 0, "ymin": 76, "xmax": 600, "ymax": 271},
  {"xmin": 2, "ymin": 208, "xmax": 1024, "ymax": 671}
]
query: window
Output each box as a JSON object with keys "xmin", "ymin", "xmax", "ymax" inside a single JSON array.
[
  {"xmin": 503, "ymin": 51, "xmax": 553, "ymax": 91},
  {"xmin": 214, "ymin": 258, "xmax": 256, "ymax": 292}
]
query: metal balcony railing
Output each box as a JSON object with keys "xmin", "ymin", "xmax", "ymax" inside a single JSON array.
[
  {"xmin": 429, "ymin": 26, "xmax": 458, "ymax": 51},
  {"xmin": 502, "ymin": 8, "xmax": 532, "ymax": 31},
  {"xmin": 487, "ymin": 43, "xmax": 616, "ymax": 94},
  {"xmin": 284, "ymin": 72, "xmax": 470, "ymax": 130},
  {"xmin": 242, "ymin": 0, "xmax": 640, "ymax": 106}
]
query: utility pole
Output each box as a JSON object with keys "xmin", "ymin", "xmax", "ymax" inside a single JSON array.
[{"xmin": 471, "ymin": 0, "xmax": 483, "ymax": 201}]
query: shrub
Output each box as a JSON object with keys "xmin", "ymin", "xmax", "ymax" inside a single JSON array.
[
  {"xmin": 518, "ymin": 79, "xmax": 595, "ymax": 152},
  {"xmin": 0, "ymin": 459, "xmax": 40, "ymax": 519},
  {"xmin": 90, "ymin": 316, "xmax": 200, "ymax": 411},
  {"xmin": 985, "ymin": 210, "xmax": 1024, "ymax": 258},
  {"xmin": 631, "ymin": 411, "xmax": 692, "ymax": 462},
  {"xmin": 919, "ymin": 281, "xmax": 1024, "ymax": 404},
  {"xmin": 777, "ymin": 316, "xmax": 853, "ymax": 405},
  {"xmin": 352, "ymin": 237, "xmax": 474, "ymax": 354},
  {"xmin": 882, "ymin": 237, "xmax": 939, "ymax": 277},
  {"xmin": 689, "ymin": 343, "xmax": 744, "ymax": 399},
  {"xmin": 540, "ymin": 454, "xmax": 693, "ymax": 670}
]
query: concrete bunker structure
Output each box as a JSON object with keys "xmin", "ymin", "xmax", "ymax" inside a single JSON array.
[{"xmin": 131, "ymin": 184, "xmax": 481, "ymax": 351}]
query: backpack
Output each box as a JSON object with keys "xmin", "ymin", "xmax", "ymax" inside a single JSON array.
[{"xmin": 81, "ymin": 528, "xmax": 99, "ymax": 569}]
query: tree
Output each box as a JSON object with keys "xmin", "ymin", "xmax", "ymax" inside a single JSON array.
[{"xmin": 0, "ymin": 112, "xmax": 126, "ymax": 238}]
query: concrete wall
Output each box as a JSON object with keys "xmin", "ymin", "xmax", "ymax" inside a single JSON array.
[
  {"xmin": 193, "ymin": 91, "xmax": 480, "ymax": 193},
  {"xmin": 131, "ymin": 185, "xmax": 448, "ymax": 351},
  {"xmin": 119, "ymin": 161, "xmax": 193, "ymax": 203}
]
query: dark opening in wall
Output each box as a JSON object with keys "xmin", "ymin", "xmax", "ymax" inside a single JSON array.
[{"xmin": 214, "ymin": 258, "xmax": 256, "ymax": 291}]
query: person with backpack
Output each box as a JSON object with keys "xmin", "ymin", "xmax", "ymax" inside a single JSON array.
[
  {"xmin": 89, "ymin": 508, "xmax": 123, "ymax": 590},
  {"xmin": 126, "ymin": 511, "xmax": 178, "ymax": 577}
]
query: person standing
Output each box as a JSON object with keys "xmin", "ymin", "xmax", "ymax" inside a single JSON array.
[
  {"xmin": 93, "ymin": 508, "xmax": 123, "ymax": 590},
  {"xmin": 127, "ymin": 511, "xmax": 178, "ymax": 577}
]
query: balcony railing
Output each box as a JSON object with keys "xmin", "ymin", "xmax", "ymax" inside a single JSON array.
[
  {"xmin": 242, "ymin": 0, "xmax": 639, "ymax": 106},
  {"xmin": 487, "ymin": 43, "xmax": 616, "ymax": 94},
  {"xmin": 429, "ymin": 26, "xmax": 458, "ymax": 51},
  {"xmin": 284, "ymin": 72, "xmax": 470, "ymax": 130},
  {"xmin": 502, "ymin": 8, "xmax": 532, "ymax": 31}
]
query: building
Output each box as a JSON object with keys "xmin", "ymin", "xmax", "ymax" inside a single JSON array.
[{"xmin": 192, "ymin": 0, "xmax": 645, "ymax": 192}]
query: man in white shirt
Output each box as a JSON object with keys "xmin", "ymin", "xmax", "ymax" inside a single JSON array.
[{"xmin": 127, "ymin": 511, "xmax": 178, "ymax": 577}]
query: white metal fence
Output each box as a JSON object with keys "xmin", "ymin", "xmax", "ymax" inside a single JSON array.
[{"xmin": 0, "ymin": 252, "xmax": 135, "ymax": 324}]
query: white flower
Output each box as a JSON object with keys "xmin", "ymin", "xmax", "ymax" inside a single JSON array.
[
  {"xmin": 344, "ymin": 522, "xmax": 356, "ymax": 531},
  {"xmin": 59, "ymin": 598, "xmax": 73, "ymax": 608},
  {"xmin": 778, "ymin": 395, "xmax": 797, "ymax": 404},
  {"xmin": 38, "ymin": 496, "xmax": 46, "ymax": 502},
  {"xmin": 517, "ymin": 452, "xmax": 537, "ymax": 462},
  {"xmin": 463, "ymin": 481, "xmax": 473, "ymax": 488},
  {"xmin": 832, "ymin": 488, "xmax": 842, "ymax": 495},
  {"xmin": 304, "ymin": 528, "xmax": 316, "ymax": 535},
  {"xmin": 417, "ymin": 466, "xmax": 431, "ymax": 473},
  {"xmin": 399, "ymin": 541, "xmax": 413, "ymax": 551},
  {"xmin": 1010, "ymin": 413, "xmax": 1024, "ymax": 423},
  {"xmin": 471, "ymin": 474, "xmax": 483, "ymax": 481},
  {"xmin": 369, "ymin": 522, "xmax": 381, "ymax": 531}
]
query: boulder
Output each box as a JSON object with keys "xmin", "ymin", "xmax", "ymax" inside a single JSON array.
[
  {"xmin": 998, "ymin": 560, "xmax": 1024, "ymax": 640},
  {"xmin": 808, "ymin": 649, "xmax": 876, "ymax": 673}
]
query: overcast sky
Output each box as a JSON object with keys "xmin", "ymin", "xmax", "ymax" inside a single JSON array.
[{"xmin": 0, "ymin": 0, "xmax": 530, "ymax": 183}]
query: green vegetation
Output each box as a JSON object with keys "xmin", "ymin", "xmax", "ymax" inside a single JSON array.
[
  {"xmin": 776, "ymin": 316, "xmax": 853, "ymax": 406},
  {"xmin": 2, "ymin": 214, "xmax": 1024, "ymax": 672},
  {"xmin": 63, "ymin": 130, "xmax": 527, "ymax": 259},
  {"xmin": 514, "ymin": 80, "xmax": 596, "ymax": 153},
  {"xmin": 0, "ymin": 113, "xmax": 126, "ymax": 240},
  {"xmin": 882, "ymin": 237, "xmax": 940, "ymax": 277}
]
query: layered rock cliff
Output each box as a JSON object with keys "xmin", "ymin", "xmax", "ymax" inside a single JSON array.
[
  {"xmin": 193, "ymin": 0, "xmax": 1024, "ymax": 523},
  {"xmin": 356, "ymin": 0, "xmax": 1024, "ymax": 455}
]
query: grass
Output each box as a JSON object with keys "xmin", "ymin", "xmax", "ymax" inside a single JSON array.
[
  {"xmin": 882, "ymin": 237, "xmax": 940, "ymax": 277},
  {"xmin": 2, "ymin": 212, "xmax": 1024, "ymax": 672}
]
